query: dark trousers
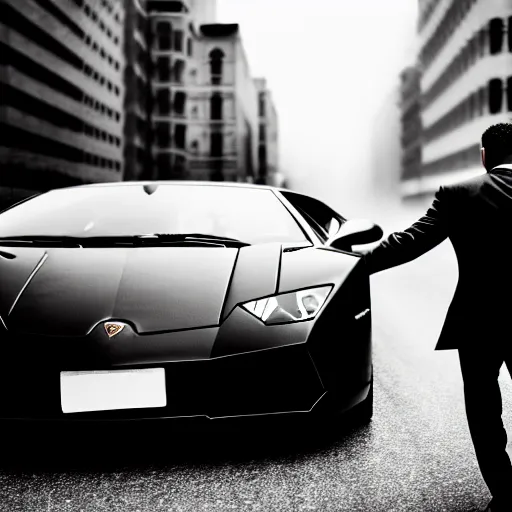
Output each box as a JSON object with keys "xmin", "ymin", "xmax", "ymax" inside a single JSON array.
[{"xmin": 458, "ymin": 343, "xmax": 512, "ymax": 503}]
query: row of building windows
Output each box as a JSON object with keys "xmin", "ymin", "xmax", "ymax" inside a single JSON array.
[
  {"xmin": 83, "ymin": 95, "xmax": 121, "ymax": 122},
  {"xmin": 153, "ymin": 48, "xmax": 225, "ymax": 84},
  {"xmin": 4, "ymin": 3, "xmax": 122, "ymax": 100},
  {"xmin": 84, "ymin": 33, "xmax": 121, "ymax": 72},
  {"xmin": 83, "ymin": 151, "xmax": 122, "ymax": 171},
  {"xmin": 1, "ymin": 42, "xmax": 122, "ymax": 127},
  {"xmin": 83, "ymin": 123, "xmax": 122, "ymax": 148},
  {"xmin": 154, "ymin": 90, "xmax": 225, "ymax": 120},
  {"xmin": 422, "ymin": 143, "xmax": 481, "ymax": 177},
  {"xmin": 154, "ymin": 21, "xmax": 193, "ymax": 56},
  {"xmin": 420, "ymin": 0, "xmax": 479, "ymax": 70},
  {"xmin": 69, "ymin": 0, "xmax": 122, "ymax": 44},
  {"xmin": 2, "ymin": 84, "xmax": 122, "ymax": 155},
  {"xmin": 424, "ymin": 77, "xmax": 512, "ymax": 144},
  {"xmin": 1, "ymin": 123, "xmax": 120, "ymax": 173},
  {"xmin": 154, "ymin": 127, "xmax": 227, "ymax": 158},
  {"xmin": 82, "ymin": 62, "xmax": 122, "ymax": 97},
  {"xmin": 155, "ymin": 122, "xmax": 186, "ymax": 149},
  {"xmin": 423, "ymin": 17, "xmax": 512, "ymax": 109},
  {"xmin": 154, "ymin": 57, "xmax": 185, "ymax": 84}
]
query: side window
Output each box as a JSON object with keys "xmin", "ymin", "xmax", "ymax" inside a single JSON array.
[{"xmin": 281, "ymin": 192, "xmax": 345, "ymax": 243}]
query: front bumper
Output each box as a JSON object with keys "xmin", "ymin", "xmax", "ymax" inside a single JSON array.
[{"xmin": 0, "ymin": 343, "xmax": 330, "ymax": 421}]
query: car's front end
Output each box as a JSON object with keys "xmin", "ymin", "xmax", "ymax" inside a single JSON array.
[{"xmin": 0, "ymin": 182, "xmax": 375, "ymax": 431}]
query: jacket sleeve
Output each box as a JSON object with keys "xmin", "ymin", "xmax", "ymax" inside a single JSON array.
[{"xmin": 364, "ymin": 186, "xmax": 450, "ymax": 275}]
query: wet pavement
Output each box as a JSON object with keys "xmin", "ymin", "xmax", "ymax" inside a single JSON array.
[{"xmin": 1, "ymin": 203, "xmax": 511, "ymax": 512}]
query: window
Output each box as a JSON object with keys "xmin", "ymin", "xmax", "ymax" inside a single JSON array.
[
  {"xmin": 156, "ymin": 88, "xmax": 171, "ymax": 115},
  {"xmin": 489, "ymin": 78, "xmax": 503, "ymax": 114},
  {"xmin": 173, "ymin": 30, "xmax": 183, "ymax": 52},
  {"xmin": 281, "ymin": 192, "xmax": 346, "ymax": 243},
  {"xmin": 155, "ymin": 122, "xmax": 171, "ymax": 147},
  {"xmin": 211, "ymin": 132, "xmax": 223, "ymax": 157},
  {"xmin": 171, "ymin": 59, "xmax": 185, "ymax": 84},
  {"xmin": 259, "ymin": 124, "xmax": 266, "ymax": 142},
  {"xmin": 173, "ymin": 91, "xmax": 186, "ymax": 115},
  {"xmin": 489, "ymin": 18, "xmax": 505, "ymax": 54},
  {"xmin": 187, "ymin": 38, "xmax": 193, "ymax": 57},
  {"xmin": 210, "ymin": 93, "xmax": 223, "ymax": 120},
  {"xmin": 156, "ymin": 56, "xmax": 170, "ymax": 82},
  {"xmin": 258, "ymin": 92, "xmax": 265, "ymax": 117},
  {"xmin": 174, "ymin": 124, "xmax": 186, "ymax": 149},
  {"xmin": 156, "ymin": 21, "xmax": 172, "ymax": 50},
  {"xmin": 209, "ymin": 48, "xmax": 224, "ymax": 84}
]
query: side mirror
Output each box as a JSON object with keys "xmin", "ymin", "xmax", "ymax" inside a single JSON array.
[{"xmin": 327, "ymin": 219, "xmax": 383, "ymax": 252}]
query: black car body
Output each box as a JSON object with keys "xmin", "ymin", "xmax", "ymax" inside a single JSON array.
[{"xmin": 0, "ymin": 182, "xmax": 382, "ymax": 426}]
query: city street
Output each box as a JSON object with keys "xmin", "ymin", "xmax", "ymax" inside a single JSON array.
[{"xmin": 1, "ymin": 203, "xmax": 511, "ymax": 512}]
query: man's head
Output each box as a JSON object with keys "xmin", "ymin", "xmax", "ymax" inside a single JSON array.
[{"xmin": 481, "ymin": 122, "xmax": 512, "ymax": 171}]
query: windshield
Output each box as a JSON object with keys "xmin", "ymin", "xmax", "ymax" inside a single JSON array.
[{"xmin": 0, "ymin": 184, "xmax": 308, "ymax": 245}]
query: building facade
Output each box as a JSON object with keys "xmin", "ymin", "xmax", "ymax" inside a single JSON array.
[
  {"xmin": 0, "ymin": 0, "xmax": 125, "ymax": 208},
  {"xmin": 254, "ymin": 78, "xmax": 279, "ymax": 185},
  {"xmin": 123, "ymin": 0, "xmax": 152, "ymax": 181},
  {"xmin": 148, "ymin": 0, "xmax": 259, "ymax": 182},
  {"xmin": 0, "ymin": 0, "xmax": 278, "ymax": 208},
  {"xmin": 402, "ymin": 0, "xmax": 512, "ymax": 197}
]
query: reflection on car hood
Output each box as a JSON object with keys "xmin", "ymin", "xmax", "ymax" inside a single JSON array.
[{"xmin": 0, "ymin": 245, "xmax": 282, "ymax": 336}]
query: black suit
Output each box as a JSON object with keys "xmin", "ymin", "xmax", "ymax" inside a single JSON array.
[{"xmin": 364, "ymin": 164, "xmax": 512, "ymax": 505}]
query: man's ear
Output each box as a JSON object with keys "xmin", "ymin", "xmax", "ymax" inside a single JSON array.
[{"xmin": 481, "ymin": 147, "xmax": 486, "ymax": 168}]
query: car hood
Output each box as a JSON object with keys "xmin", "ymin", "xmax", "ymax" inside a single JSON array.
[{"xmin": 0, "ymin": 244, "xmax": 283, "ymax": 336}]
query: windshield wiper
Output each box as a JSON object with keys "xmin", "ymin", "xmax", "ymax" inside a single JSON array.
[
  {"xmin": 136, "ymin": 233, "xmax": 251, "ymax": 247},
  {"xmin": 0, "ymin": 234, "xmax": 251, "ymax": 247},
  {"xmin": 0, "ymin": 235, "xmax": 85, "ymax": 247}
]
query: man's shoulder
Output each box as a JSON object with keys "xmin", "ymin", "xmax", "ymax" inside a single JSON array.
[{"xmin": 440, "ymin": 172, "xmax": 487, "ymax": 197}]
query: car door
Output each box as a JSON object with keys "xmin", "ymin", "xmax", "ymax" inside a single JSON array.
[{"xmin": 278, "ymin": 191, "xmax": 346, "ymax": 245}]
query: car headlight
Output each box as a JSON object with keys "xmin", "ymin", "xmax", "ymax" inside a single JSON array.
[{"xmin": 241, "ymin": 285, "xmax": 333, "ymax": 325}]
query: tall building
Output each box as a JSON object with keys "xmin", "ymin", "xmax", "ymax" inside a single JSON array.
[
  {"xmin": 148, "ymin": 0, "xmax": 259, "ymax": 182},
  {"xmin": 254, "ymin": 78, "xmax": 279, "ymax": 185},
  {"xmin": 191, "ymin": 23, "xmax": 258, "ymax": 182},
  {"xmin": 0, "ymin": 0, "xmax": 125, "ymax": 208},
  {"xmin": 148, "ymin": 0, "xmax": 196, "ymax": 180},
  {"xmin": 401, "ymin": 0, "xmax": 512, "ymax": 197},
  {"xmin": 124, "ymin": 0, "xmax": 152, "ymax": 181},
  {"xmin": 399, "ymin": 66, "xmax": 423, "ymax": 196}
]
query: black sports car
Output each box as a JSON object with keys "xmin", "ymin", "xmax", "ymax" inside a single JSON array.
[{"xmin": 0, "ymin": 182, "xmax": 383, "ymax": 427}]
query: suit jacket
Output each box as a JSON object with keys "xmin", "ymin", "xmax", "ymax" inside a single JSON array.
[{"xmin": 364, "ymin": 164, "xmax": 512, "ymax": 350}]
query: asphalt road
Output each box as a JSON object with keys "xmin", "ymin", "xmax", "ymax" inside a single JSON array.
[{"xmin": 1, "ymin": 203, "xmax": 511, "ymax": 512}]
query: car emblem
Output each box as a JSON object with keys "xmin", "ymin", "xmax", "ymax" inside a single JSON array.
[{"xmin": 104, "ymin": 322, "xmax": 125, "ymax": 338}]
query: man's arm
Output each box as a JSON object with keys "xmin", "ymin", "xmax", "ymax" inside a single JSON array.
[{"xmin": 364, "ymin": 186, "xmax": 450, "ymax": 275}]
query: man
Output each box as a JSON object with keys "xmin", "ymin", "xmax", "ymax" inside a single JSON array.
[{"xmin": 364, "ymin": 122, "xmax": 512, "ymax": 512}]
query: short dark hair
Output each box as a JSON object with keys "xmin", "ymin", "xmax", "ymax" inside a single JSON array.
[{"xmin": 481, "ymin": 122, "xmax": 512, "ymax": 170}]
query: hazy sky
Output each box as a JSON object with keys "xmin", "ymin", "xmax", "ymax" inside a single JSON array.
[{"xmin": 217, "ymin": 0, "xmax": 418, "ymax": 214}]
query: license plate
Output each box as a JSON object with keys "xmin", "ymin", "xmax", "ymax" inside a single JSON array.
[{"xmin": 60, "ymin": 368, "xmax": 166, "ymax": 413}]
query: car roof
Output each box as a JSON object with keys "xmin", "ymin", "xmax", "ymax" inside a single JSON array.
[{"xmin": 61, "ymin": 180, "xmax": 289, "ymax": 194}]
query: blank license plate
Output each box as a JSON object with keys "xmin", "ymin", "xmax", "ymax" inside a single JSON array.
[{"xmin": 60, "ymin": 368, "xmax": 166, "ymax": 413}]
